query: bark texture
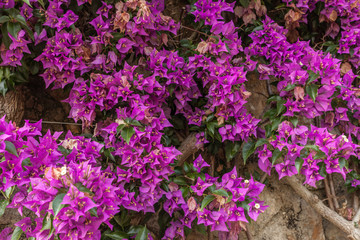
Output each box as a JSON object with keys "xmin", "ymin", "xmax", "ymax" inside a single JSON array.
[
  {"xmin": 0, "ymin": 86, "xmax": 25, "ymax": 125},
  {"xmin": 285, "ymin": 176, "xmax": 360, "ymax": 240}
]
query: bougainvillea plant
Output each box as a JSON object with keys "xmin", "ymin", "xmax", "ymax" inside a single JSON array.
[{"xmin": 0, "ymin": 0, "xmax": 360, "ymax": 239}]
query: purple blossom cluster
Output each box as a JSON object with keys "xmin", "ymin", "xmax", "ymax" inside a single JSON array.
[
  {"xmin": 15, "ymin": 161, "xmax": 119, "ymax": 240},
  {"xmin": 246, "ymin": 16, "xmax": 360, "ymax": 138},
  {"xmin": 0, "ymin": 0, "xmax": 14, "ymax": 8},
  {"xmin": 0, "ymin": 30, "xmax": 31, "ymax": 67},
  {"xmin": 1, "ymin": 0, "xmax": 360, "ymax": 238},
  {"xmin": 0, "ymin": 116, "xmax": 120, "ymax": 240},
  {"xmin": 283, "ymin": 0, "xmax": 360, "ymax": 67},
  {"xmin": 193, "ymin": 0, "xmax": 234, "ymax": 25},
  {"xmin": 162, "ymin": 156, "xmax": 267, "ymax": 240},
  {"xmin": 190, "ymin": 1, "xmax": 260, "ymax": 141},
  {"xmin": 246, "ymin": 17, "xmax": 344, "ymax": 119},
  {"xmin": 257, "ymin": 121, "xmax": 359, "ymax": 187}
]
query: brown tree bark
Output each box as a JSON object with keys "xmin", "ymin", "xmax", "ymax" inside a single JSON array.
[
  {"xmin": 285, "ymin": 176, "xmax": 360, "ymax": 240},
  {"xmin": 176, "ymin": 133, "xmax": 198, "ymax": 166},
  {"xmin": 0, "ymin": 86, "xmax": 25, "ymax": 126}
]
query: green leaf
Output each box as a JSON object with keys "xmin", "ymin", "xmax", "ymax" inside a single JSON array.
[
  {"xmin": 11, "ymin": 227, "xmax": 23, "ymax": 240},
  {"xmin": 265, "ymin": 124, "xmax": 272, "ymax": 138},
  {"xmin": 307, "ymin": 70, "xmax": 319, "ymax": 84},
  {"xmin": 105, "ymin": 231, "xmax": 130, "ymax": 240},
  {"xmin": 271, "ymin": 117, "xmax": 283, "ymax": 132},
  {"xmin": 201, "ymin": 195, "xmax": 216, "ymax": 210},
  {"xmin": 224, "ymin": 141, "xmax": 241, "ymax": 161},
  {"xmin": 183, "ymin": 162, "xmax": 193, "ymax": 173},
  {"xmin": 314, "ymin": 151, "xmax": 326, "ymax": 159},
  {"xmin": 318, "ymin": 163, "xmax": 327, "ymax": 177},
  {"xmin": 239, "ymin": 0, "xmax": 249, "ymax": 7},
  {"xmin": 121, "ymin": 126, "xmax": 135, "ymax": 144},
  {"xmin": 14, "ymin": 15, "xmax": 34, "ymax": 41},
  {"xmin": 267, "ymin": 95, "xmax": 282, "ymax": 103},
  {"xmin": 0, "ymin": 81, "xmax": 8, "ymax": 96},
  {"xmin": 22, "ymin": 0, "xmax": 32, "ymax": 6},
  {"xmin": 339, "ymin": 157, "xmax": 347, "ymax": 170},
  {"xmin": 180, "ymin": 186, "xmax": 190, "ymax": 198},
  {"xmin": 21, "ymin": 158, "xmax": 31, "ymax": 170},
  {"xmin": 271, "ymin": 148, "xmax": 282, "ymax": 165},
  {"xmin": 41, "ymin": 215, "xmax": 52, "ymax": 231},
  {"xmin": 173, "ymin": 176, "xmax": 188, "ymax": 186},
  {"xmin": 116, "ymin": 124, "xmax": 125, "ymax": 133},
  {"xmin": 284, "ymin": 84, "xmax": 296, "ymax": 91},
  {"xmin": 0, "ymin": 198, "xmax": 9, "ymax": 217},
  {"xmin": 0, "ymin": 16, "xmax": 10, "ymax": 24},
  {"xmin": 135, "ymin": 226, "xmax": 149, "ymax": 240},
  {"xmin": 212, "ymin": 189, "xmax": 229, "ymax": 197},
  {"xmin": 263, "ymin": 108, "xmax": 277, "ymax": 119},
  {"xmin": 14, "ymin": 15, "xmax": 27, "ymax": 26},
  {"xmin": 4, "ymin": 186, "xmax": 15, "ymax": 199},
  {"xmin": 1, "ymin": 23, "xmax": 11, "ymax": 48},
  {"xmin": 255, "ymin": 138, "xmax": 268, "ymax": 148},
  {"xmin": 295, "ymin": 157, "xmax": 304, "ymax": 174},
  {"xmin": 5, "ymin": 141, "xmax": 18, "ymax": 156},
  {"xmin": 52, "ymin": 193, "xmax": 66, "ymax": 216},
  {"xmin": 242, "ymin": 140, "xmax": 255, "ymax": 164},
  {"xmin": 37, "ymin": 0, "xmax": 44, "ymax": 7},
  {"xmin": 180, "ymin": 39, "xmax": 191, "ymax": 48},
  {"xmin": 206, "ymin": 122, "xmax": 218, "ymax": 136},
  {"xmin": 74, "ymin": 182, "xmax": 93, "ymax": 195},
  {"xmin": 252, "ymin": 25, "xmax": 263, "ymax": 32},
  {"xmin": 305, "ymin": 84, "xmax": 319, "ymax": 102},
  {"xmin": 304, "ymin": 145, "xmax": 320, "ymax": 151},
  {"xmin": 130, "ymin": 119, "xmax": 142, "ymax": 127},
  {"xmin": 7, "ymin": 22, "xmax": 21, "ymax": 38},
  {"xmin": 289, "ymin": 117, "xmax": 299, "ymax": 127},
  {"xmin": 89, "ymin": 207, "xmax": 98, "ymax": 217},
  {"xmin": 276, "ymin": 100, "xmax": 286, "ymax": 116}
]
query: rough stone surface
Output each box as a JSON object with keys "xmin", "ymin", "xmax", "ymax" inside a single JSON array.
[
  {"xmin": 245, "ymin": 72, "xmax": 269, "ymax": 118},
  {"xmin": 323, "ymin": 220, "xmax": 348, "ymax": 240},
  {"xmin": 247, "ymin": 174, "xmax": 326, "ymax": 240}
]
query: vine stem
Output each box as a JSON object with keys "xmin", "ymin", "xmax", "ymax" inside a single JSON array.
[
  {"xmin": 29, "ymin": 120, "xmax": 83, "ymax": 126},
  {"xmin": 176, "ymin": 133, "xmax": 198, "ymax": 166},
  {"xmin": 353, "ymin": 208, "xmax": 360, "ymax": 225},
  {"xmin": 324, "ymin": 176, "xmax": 335, "ymax": 211},
  {"xmin": 180, "ymin": 25, "xmax": 210, "ymax": 37},
  {"xmin": 285, "ymin": 176, "xmax": 360, "ymax": 240},
  {"xmin": 354, "ymin": 195, "xmax": 359, "ymax": 213},
  {"xmin": 329, "ymin": 174, "xmax": 340, "ymax": 210}
]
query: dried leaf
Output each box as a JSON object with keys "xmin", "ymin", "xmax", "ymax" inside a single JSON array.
[
  {"xmin": 161, "ymin": 33, "xmax": 168, "ymax": 46},
  {"xmin": 329, "ymin": 10, "xmax": 337, "ymax": 22},
  {"xmin": 196, "ymin": 41, "xmax": 209, "ymax": 54},
  {"xmin": 341, "ymin": 62, "xmax": 352, "ymax": 75},
  {"xmin": 187, "ymin": 197, "xmax": 197, "ymax": 212},
  {"xmin": 234, "ymin": 6, "xmax": 245, "ymax": 18},
  {"xmin": 294, "ymin": 86, "xmax": 304, "ymax": 101},
  {"xmin": 285, "ymin": 10, "xmax": 302, "ymax": 23},
  {"xmin": 286, "ymin": 29, "xmax": 299, "ymax": 43},
  {"xmin": 242, "ymin": 10, "xmax": 256, "ymax": 25},
  {"xmin": 256, "ymin": 5, "xmax": 267, "ymax": 16},
  {"xmin": 168, "ymin": 182, "xmax": 178, "ymax": 192}
]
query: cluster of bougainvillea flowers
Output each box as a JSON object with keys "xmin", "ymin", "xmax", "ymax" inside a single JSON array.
[
  {"xmin": 282, "ymin": 0, "xmax": 360, "ymax": 67},
  {"xmin": 0, "ymin": 30, "xmax": 31, "ymax": 67},
  {"xmin": 0, "ymin": 116, "xmax": 267, "ymax": 239},
  {"xmin": 162, "ymin": 157, "xmax": 267, "ymax": 240},
  {"xmin": 257, "ymin": 121, "xmax": 359, "ymax": 187},
  {"xmin": 1, "ymin": 0, "xmax": 360, "ymax": 239}
]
